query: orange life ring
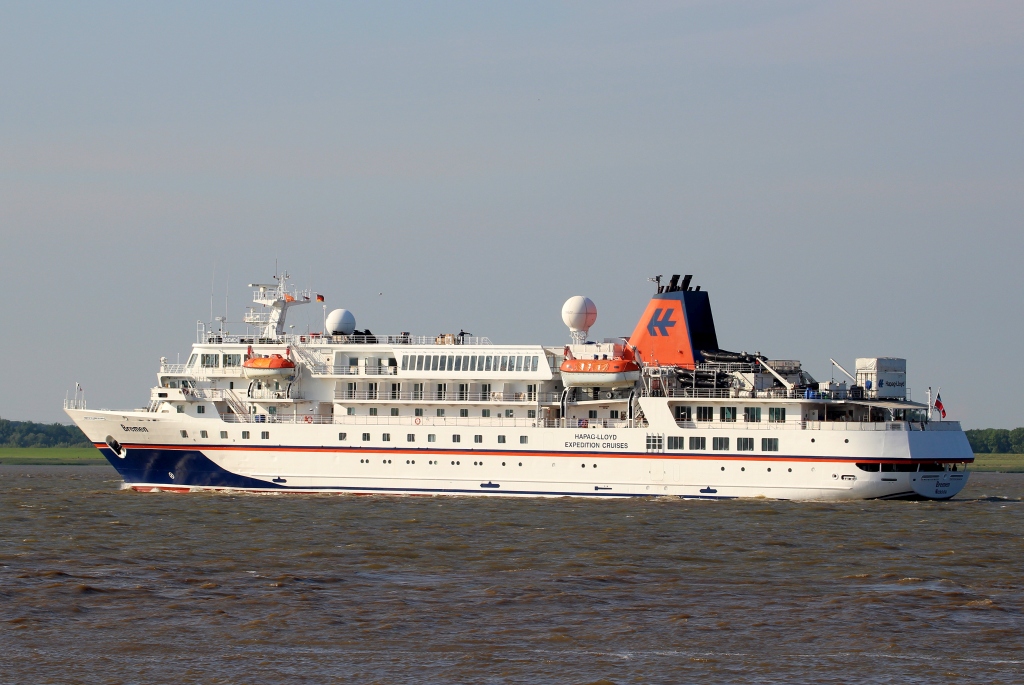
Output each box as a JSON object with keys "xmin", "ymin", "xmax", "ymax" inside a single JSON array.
[
  {"xmin": 414, "ymin": 417, "xmax": 421, "ymax": 425},
  {"xmin": 304, "ymin": 415, "xmax": 313, "ymax": 424}
]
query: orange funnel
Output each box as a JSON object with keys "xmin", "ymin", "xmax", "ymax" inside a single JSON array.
[{"xmin": 625, "ymin": 290, "xmax": 719, "ymax": 369}]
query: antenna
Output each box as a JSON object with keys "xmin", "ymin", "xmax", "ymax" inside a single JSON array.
[{"xmin": 210, "ymin": 262, "xmax": 216, "ymax": 325}]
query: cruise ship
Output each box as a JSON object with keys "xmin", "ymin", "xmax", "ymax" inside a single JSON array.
[{"xmin": 65, "ymin": 272, "xmax": 973, "ymax": 500}]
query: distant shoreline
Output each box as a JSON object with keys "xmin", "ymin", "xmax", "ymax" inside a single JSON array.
[{"xmin": 1, "ymin": 447, "xmax": 1022, "ymax": 472}]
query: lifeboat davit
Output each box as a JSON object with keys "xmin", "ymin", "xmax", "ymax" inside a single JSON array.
[
  {"xmin": 242, "ymin": 354, "xmax": 296, "ymax": 379},
  {"xmin": 559, "ymin": 358, "xmax": 640, "ymax": 388}
]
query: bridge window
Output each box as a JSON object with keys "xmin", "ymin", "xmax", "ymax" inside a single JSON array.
[
  {"xmin": 713, "ymin": 437, "xmax": 730, "ymax": 450},
  {"xmin": 222, "ymin": 354, "xmax": 241, "ymax": 367},
  {"xmin": 696, "ymin": 407, "xmax": 713, "ymax": 422},
  {"xmin": 200, "ymin": 354, "xmax": 219, "ymax": 368},
  {"xmin": 416, "ymin": 355, "xmax": 424, "ymax": 370},
  {"xmin": 737, "ymin": 437, "xmax": 754, "ymax": 451},
  {"xmin": 762, "ymin": 438, "xmax": 779, "ymax": 452},
  {"xmin": 744, "ymin": 407, "xmax": 761, "ymax": 423},
  {"xmin": 532, "ymin": 356, "xmax": 539, "ymax": 371}
]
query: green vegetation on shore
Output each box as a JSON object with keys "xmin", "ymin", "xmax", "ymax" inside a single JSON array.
[
  {"xmin": 0, "ymin": 419, "xmax": 90, "ymax": 448},
  {"xmin": 0, "ymin": 447, "xmax": 106, "ymax": 465}
]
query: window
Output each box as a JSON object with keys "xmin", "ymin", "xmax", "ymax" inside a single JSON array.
[
  {"xmin": 416, "ymin": 355, "xmax": 424, "ymax": 371},
  {"xmin": 413, "ymin": 383, "xmax": 423, "ymax": 400},
  {"xmin": 437, "ymin": 384, "xmax": 447, "ymax": 401},
  {"xmin": 439, "ymin": 356, "xmax": 447, "ymax": 371},
  {"xmin": 407, "ymin": 434, "xmax": 415, "ymax": 442},
  {"xmin": 713, "ymin": 437, "xmax": 729, "ymax": 450},
  {"xmin": 675, "ymin": 406, "xmax": 692, "ymax": 421},
  {"xmin": 481, "ymin": 383, "xmax": 491, "ymax": 398},
  {"xmin": 609, "ymin": 410, "xmax": 619, "ymax": 419},
  {"xmin": 200, "ymin": 430, "xmax": 208, "ymax": 439},
  {"xmin": 689, "ymin": 436, "xmax": 706, "ymax": 450},
  {"xmin": 390, "ymin": 383, "xmax": 400, "ymax": 400},
  {"xmin": 401, "ymin": 355, "xmax": 409, "ymax": 370},
  {"xmin": 531, "ymin": 356, "xmax": 539, "ymax": 371},
  {"xmin": 505, "ymin": 409, "xmax": 514, "ymax": 418},
  {"xmin": 485, "ymin": 356, "xmax": 493, "ymax": 371},
  {"xmin": 474, "ymin": 435, "xmax": 483, "ymax": 443},
  {"xmin": 498, "ymin": 435, "xmax": 506, "ymax": 443},
  {"xmin": 588, "ymin": 410, "xmax": 598, "ymax": 419},
  {"xmin": 242, "ymin": 431, "xmax": 250, "ymax": 439},
  {"xmin": 527, "ymin": 410, "xmax": 537, "ymax": 419},
  {"xmin": 697, "ymin": 406, "xmax": 713, "ymax": 422},
  {"xmin": 500, "ymin": 356, "xmax": 508, "ymax": 371},
  {"xmin": 452, "ymin": 434, "xmax": 461, "ymax": 443},
  {"xmin": 187, "ymin": 354, "xmax": 198, "ymax": 368},
  {"xmin": 369, "ymin": 407, "xmax": 378, "ymax": 417},
  {"xmin": 769, "ymin": 408, "xmax": 786, "ymax": 423},
  {"xmin": 470, "ymin": 356, "xmax": 477, "ymax": 371},
  {"xmin": 646, "ymin": 434, "xmax": 663, "ymax": 451},
  {"xmin": 362, "ymin": 433, "xmax": 370, "ymax": 441},
  {"xmin": 220, "ymin": 431, "xmax": 228, "ymax": 439},
  {"xmin": 339, "ymin": 432, "xmax": 347, "ymax": 441},
  {"xmin": 415, "ymin": 408, "xmax": 424, "ymax": 417},
  {"xmin": 720, "ymin": 407, "xmax": 737, "ymax": 423},
  {"xmin": 367, "ymin": 383, "xmax": 378, "ymax": 400},
  {"xmin": 762, "ymin": 438, "xmax": 779, "ymax": 452},
  {"xmin": 744, "ymin": 407, "xmax": 761, "ymax": 423},
  {"xmin": 200, "ymin": 354, "xmax": 219, "ymax": 368},
  {"xmin": 197, "ymin": 405, "xmax": 206, "ymax": 414},
  {"xmin": 391, "ymin": 408, "xmax": 399, "ymax": 417},
  {"xmin": 460, "ymin": 409, "xmax": 469, "ymax": 418},
  {"xmin": 382, "ymin": 433, "xmax": 391, "ymax": 442},
  {"xmin": 345, "ymin": 382, "xmax": 356, "ymax": 399},
  {"xmin": 737, "ymin": 437, "xmax": 754, "ymax": 451},
  {"xmin": 437, "ymin": 408, "xmax": 445, "ymax": 417},
  {"xmin": 428, "ymin": 434, "xmax": 436, "ymax": 442},
  {"xmin": 520, "ymin": 436, "xmax": 528, "ymax": 444},
  {"xmin": 347, "ymin": 407, "xmax": 355, "ymax": 415},
  {"xmin": 667, "ymin": 436, "xmax": 684, "ymax": 450},
  {"xmin": 267, "ymin": 406, "xmax": 276, "ymax": 415},
  {"xmin": 222, "ymin": 354, "xmax": 241, "ymax": 367},
  {"xmin": 176, "ymin": 405, "xmax": 184, "ymax": 414},
  {"xmin": 431, "ymin": 355, "xmax": 439, "ymax": 371},
  {"xmin": 261, "ymin": 431, "xmax": 270, "ymax": 440},
  {"xmin": 180, "ymin": 430, "xmax": 188, "ymax": 438},
  {"xmin": 458, "ymin": 383, "xmax": 468, "ymax": 401},
  {"xmin": 481, "ymin": 409, "xmax": 491, "ymax": 417},
  {"xmin": 454, "ymin": 356, "xmax": 462, "ymax": 371}
]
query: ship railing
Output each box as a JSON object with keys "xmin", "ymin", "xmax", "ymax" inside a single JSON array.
[
  {"xmin": 193, "ymin": 333, "xmax": 494, "ymax": 346},
  {"xmin": 64, "ymin": 398, "xmax": 88, "ymax": 410},
  {"xmin": 673, "ymin": 419, "xmax": 962, "ymax": 432},
  {"xmin": 647, "ymin": 387, "xmax": 912, "ymax": 401},
  {"xmin": 218, "ymin": 413, "xmax": 582, "ymax": 428},
  {"xmin": 333, "ymin": 390, "xmax": 557, "ymax": 403}
]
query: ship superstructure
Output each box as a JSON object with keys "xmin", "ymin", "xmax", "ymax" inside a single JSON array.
[{"xmin": 65, "ymin": 272, "xmax": 973, "ymax": 500}]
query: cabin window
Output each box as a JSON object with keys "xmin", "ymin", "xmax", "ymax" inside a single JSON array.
[
  {"xmin": 689, "ymin": 436, "xmax": 706, "ymax": 450},
  {"xmin": 744, "ymin": 407, "xmax": 761, "ymax": 423},
  {"xmin": 339, "ymin": 433, "xmax": 347, "ymax": 441},
  {"xmin": 197, "ymin": 405, "xmax": 206, "ymax": 414},
  {"xmin": 588, "ymin": 410, "xmax": 598, "ymax": 419},
  {"xmin": 362, "ymin": 433, "xmax": 370, "ymax": 441},
  {"xmin": 391, "ymin": 408, "xmax": 399, "ymax": 416},
  {"xmin": 609, "ymin": 410, "xmax": 618, "ymax": 419},
  {"xmin": 261, "ymin": 431, "xmax": 269, "ymax": 440},
  {"xmin": 267, "ymin": 406, "xmax": 276, "ymax": 415},
  {"xmin": 856, "ymin": 463, "xmax": 879, "ymax": 472},
  {"xmin": 437, "ymin": 384, "xmax": 447, "ymax": 401},
  {"xmin": 737, "ymin": 437, "xmax": 754, "ymax": 451},
  {"xmin": 720, "ymin": 407, "xmax": 737, "ymax": 423},
  {"xmin": 180, "ymin": 430, "xmax": 190, "ymax": 439},
  {"xmin": 367, "ymin": 383, "xmax": 378, "ymax": 400},
  {"xmin": 769, "ymin": 408, "xmax": 786, "ymax": 423},
  {"xmin": 220, "ymin": 431, "xmax": 228, "ymax": 439},
  {"xmin": 452, "ymin": 434, "xmax": 461, "ymax": 443},
  {"xmin": 762, "ymin": 438, "xmax": 779, "ymax": 452},
  {"xmin": 347, "ymin": 407, "xmax": 355, "ymax": 415},
  {"xmin": 413, "ymin": 383, "xmax": 423, "ymax": 400},
  {"xmin": 200, "ymin": 354, "xmax": 219, "ymax": 368},
  {"xmin": 415, "ymin": 408, "xmax": 424, "ymax": 417},
  {"xmin": 382, "ymin": 433, "xmax": 390, "ymax": 442},
  {"xmin": 696, "ymin": 407, "xmax": 713, "ymax": 422},
  {"xmin": 437, "ymin": 408, "xmax": 445, "ymax": 417},
  {"xmin": 481, "ymin": 384, "xmax": 491, "ymax": 397},
  {"xmin": 460, "ymin": 409, "xmax": 469, "ymax": 417},
  {"xmin": 520, "ymin": 436, "xmax": 528, "ymax": 444},
  {"xmin": 505, "ymin": 409, "xmax": 514, "ymax": 418},
  {"xmin": 667, "ymin": 436, "xmax": 684, "ymax": 450},
  {"xmin": 482, "ymin": 409, "xmax": 491, "ymax": 417},
  {"xmin": 369, "ymin": 408, "xmax": 378, "ymax": 416},
  {"xmin": 200, "ymin": 430, "xmax": 208, "ymax": 439},
  {"xmin": 528, "ymin": 410, "xmax": 537, "ymax": 418},
  {"xmin": 407, "ymin": 434, "xmax": 415, "ymax": 442},
  {"xmin": 428, "ymin": 434, "xmax": 436, "ymax": 442},
  {"xmin": 646, "ymin": 435, "xmax": 663, "ymax": 451},
  {"xmin": 498, "ymin": 435, "xmax": 506, "ymax": 443},
  {"xmin": 176, "ymin": 405, "xmax": 184, "ymax": 413},
  {"xmin": 474, "ymin": 435, "xmax": 483, "ymax": 443},
  {"xmin": 675, "ymin": 406, "xmax": 692, "ymax": 421},
  {"xmin": 242, "ymin": 431, "xmax": 250, "ymax": 439},
  {"xmin": 713, "ymin": 437, "xmax": 729, "ymax": 450}
]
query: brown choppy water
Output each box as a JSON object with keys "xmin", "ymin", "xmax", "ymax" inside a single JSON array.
[{"xmin": 2, "ymin": 466, "xmax": 1023, "ymax": 684}]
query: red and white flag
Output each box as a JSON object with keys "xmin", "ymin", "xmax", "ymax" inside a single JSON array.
[{"xmin": 934, "ymin": 393, "xmax": 946, "ymax": 419}]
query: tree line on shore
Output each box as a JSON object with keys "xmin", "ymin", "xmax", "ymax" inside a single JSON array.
[
  {"xmin": 1, "ymin": 418, "xmax": 1022, "ymax": 453},
  {"xmin": 0, "ymin": 419, "xmax": 91, "ymax": 448}
]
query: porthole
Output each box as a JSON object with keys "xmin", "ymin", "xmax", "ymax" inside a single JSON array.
[
  {"xmin": 811, "ymin": 438, "xmax": 815, "ymax": 443},
  {"xmin": 519, "ymin": 462, "xmax": 523, "ymax": 466},
  {"xmin": 502, "ymin": 462, "xmax": 506, "ymax": 466},
  {"xmin": 788, "ymin": 468, "xmax": 792, "ymax": 472},
  {"xmin": 721, "ymin": 466, "xmax": 725, "ymax": 471},
  {"xmin": 451, "ymin": 461, "xmax": 455, "ymax": 465},
  {"xmin": 406, "ymin": 460, "xmax": 410, "ymax": 464},
  {"xmin": 741, "ymin": 467, "xmax": 745, "ymax": 472},
  {"xmin": 767, "ymin": 467, "xmax": 772, "ymax": 472},
  {"xmin": 845, "ymin": 439, "xmax": 849, "ymax": 443},
  {"xmin": 411, "ymin": 460, "xmax": 415, "ymax": 464},
  {"xmin": 593, "ymin": 464, "xmax": 597, "ymax": 468},
  {"xmin": 581, "ymin": 464, "xmax": 586, "ymax": 469}
]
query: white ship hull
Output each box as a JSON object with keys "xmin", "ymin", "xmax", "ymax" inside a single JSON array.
[{"xmin": 67, "ymin": 408, "xmax": 972, "ymax": 501}]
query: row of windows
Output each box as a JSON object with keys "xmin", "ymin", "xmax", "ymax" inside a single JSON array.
[
  {"xmin": 190, "ymin": 353, "xmax": 242, "ymax": 369},
  {"xmin": 354, "ymin": 407, "xmax": 534, "ymax": 418},
  {"xmin": 675, "ymin": 406, "xmax": 787, "ymax": 423},
  {"xmin": 401, "ymin": 354, "xmax": 539, "ymax": 373},
  {"xmin": 663, "ymin": 436, "xmax": 780, "ymax": 452},
  {"xmin": 338, "ymin": 432, "xmax": 529, "ymax": 444},
  {"xmin": 183, "ymin": 429, "xmax": 270, "ymax": 440}
]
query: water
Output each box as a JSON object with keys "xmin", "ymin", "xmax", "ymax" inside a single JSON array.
[{"xmin": 2, "ymin": 466, "xmax": 1023, "ymax": 684}]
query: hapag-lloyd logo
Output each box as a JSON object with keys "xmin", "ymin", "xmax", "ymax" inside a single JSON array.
[
  {"xmin": 879, "ymin": 379, "xmax": 906, "ymax": 388},
  {"xmin": 647, "ymin": 308, "xmax": 676, "ymax": 336}
]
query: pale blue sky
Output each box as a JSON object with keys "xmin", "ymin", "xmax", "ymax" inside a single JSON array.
[{"xmin": 2, "ymin": 1, "xmax": 1022, "ymax": 427}]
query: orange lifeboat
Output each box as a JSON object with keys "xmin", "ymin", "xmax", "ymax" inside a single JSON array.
[
  {"xmin": 559, "ymin": 357, "xmax": 640, "ymax": 387},
  {"xmin": 242, "ymin": 353, "xmax": 296, "ymax": 379}
]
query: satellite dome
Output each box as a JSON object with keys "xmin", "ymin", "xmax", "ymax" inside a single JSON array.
[
  {"xmin": 325, "ymin": 309, "xmax": 356, "ymax": 335},
  {"xmin": 561, "ymin": 296, "xmax": 597, "ymax": 343}
]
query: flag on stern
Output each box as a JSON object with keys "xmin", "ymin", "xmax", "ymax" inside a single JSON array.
[
  {"xmin": 934, "ymin": 393, "xmax": 946, "ymax": 419},
  {"xmin": 316, "ymin": 294, "xmax": 324, "ymax": 302}
]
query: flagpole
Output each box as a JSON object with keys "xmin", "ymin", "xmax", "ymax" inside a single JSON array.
[
  {"xmin": 927, "ymin": 386, "xmax": 932, "ymax": 422},
  {"xmin": 936, "ymin": 387, "xmax": 942, "ymax": 421}
]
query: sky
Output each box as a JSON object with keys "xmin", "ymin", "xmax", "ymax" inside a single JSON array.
[{"xmin": 1, "ymin": 1, "xmax": 1022, "ymax": 428}]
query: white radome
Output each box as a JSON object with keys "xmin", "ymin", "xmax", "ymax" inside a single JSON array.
[
  {"xmin": 325, "ymin": 309, "xmax": 356, "ymax": 335},
  {"xmin": 561, "ymin": 296, "xmax": 597, "ymax": 334}
]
